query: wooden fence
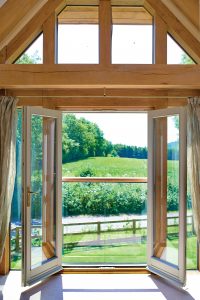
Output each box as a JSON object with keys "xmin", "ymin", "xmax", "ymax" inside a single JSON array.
[{"xmin": 11, "ymin": 214, "xmax": 194, "ymax": 252}]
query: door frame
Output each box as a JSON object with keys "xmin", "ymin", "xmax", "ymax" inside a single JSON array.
[
  {"xmin": 147, "ymin": 107, "xmax": 187, "ymax": 286},
  {"xmin": 22, "ymin": 106, "xmax": 62, "ymax": 286}
]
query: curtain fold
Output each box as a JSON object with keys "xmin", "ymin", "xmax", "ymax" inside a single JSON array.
[
  {"xmin": 187, "ymin": 97, "xmax": 200, "ymax": 243},
  {"xmin": 0, "ymin": 96, "xmax": 18, "ymax": 261}
]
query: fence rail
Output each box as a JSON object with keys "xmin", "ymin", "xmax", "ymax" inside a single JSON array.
[{"xmin": 11, "ymin": 214, "xmax": 194, "ymax": 252}]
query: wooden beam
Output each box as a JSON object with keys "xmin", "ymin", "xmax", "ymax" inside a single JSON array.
[
  {"xmin": 145, "ymin": 0, "xmax": 200, "ymax": 63},
  {"xmin": 99, "ymin": 0, "xmax": 112, "ymax": 66},
  {"xmin": 62, "ymin": 0, "xmax": 145, "ymax": 5},
  {"xmin": 161, "ymin": 0, "xmax": 200, "ymax": 37},
  {"xmin": 58, "ymin": 5, "xmax": 99, "ymax": 24},
  {"xmin": 154, "ymin": 12, "xmax": 168, "ymax": 105},
  {"xmin": 112, "ymin": 6, "xmax": 152, "ymax": 25},
  {"xmin": 172, "ymin": 0, "xmax": 199, "ymax": 29},
  {"xmin": 1, "ymin": 65, "xmax": 200, "ymax": 89},
  {"xmin": 15, "ymin": 97, "xmax": 160, "ymax": 109},
  {"xmin": 17, "ymin": 97, "xmax": 188, "ymax": 110},
  {"xmin": 58, "ymin": 6, "xmax": 152, "ymax": 25},
  {"xmin": 0, "ymin": 46, "xmax": 6, "ymax": 64},
  {"xmin": 4, "ymin": 0, "xmax": 66, "ymax": 63},
  {"xmin": 62, "ymin": 177, "xmax": 147, "ymax": 183},
  {"xmin": 9, "ymin": 87, "xmax": 197, "ymax": 109},
  {"xmin": 0, "ymin": 0, "xmax": 47, "ymax": 51},
  {"xmin": 7, "ymin": 87, "xmax": 200, "ymax": 98},
  {"xmin": 154, "ymin": 14, "xmax": 167, "ymax": 64},
  {"xmin": 43, "ymin": 13, "xmax": 57, "ymax": 64}
]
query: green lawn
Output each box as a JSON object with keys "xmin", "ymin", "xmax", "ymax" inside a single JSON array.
[
  {"xmin": 61, "ymin": 226, "xmax": 197, "ymax": 268},
  {"xmin": 62, "ymin": 157, "xmax": 148, "ymax": 177},
  {"xmin": 11, "ymin": 226, "xmax": 197, "ymax": 269}
]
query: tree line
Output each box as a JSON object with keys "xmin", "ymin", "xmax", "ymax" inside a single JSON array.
[{"xmin": 62, "ymin": 114, "xmax": 148, "ymax": 163}]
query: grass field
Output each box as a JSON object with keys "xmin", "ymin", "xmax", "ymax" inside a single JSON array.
[
  {"xmin": 62, "ymin": 225, "xmax": 197, "ymax": 269},
  {"xmin": 62, "ymin": 157, "xmax": 148, "ymax": 177}
]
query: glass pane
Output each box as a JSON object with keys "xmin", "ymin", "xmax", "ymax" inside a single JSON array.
[
  {"xmin": 167, "ymin": 34, "xmax": 195, "ymax": 64},
  {"xmin": 187, "ymin": 184, "xmax": 197, "ymax": 269},
  {"xmin": 10, "ymin": 110, "xmax": 22, "ymax": 269},
  {"xmin": 15, "ymin": 34, "xmax": 43, "ymax": 64},
  {"xmin": 30, "ymin": 115, "xmax": 57, "ymax": 269},
  {"xmin": 62, "ymin": 113, "xmax": 147, "ymax": 177},
  {"xmin": 112, "ymin": 6, "xmax": 153, "ymax": 64},
  {"xmin": 57, "ymin": 5, "xmax": 99, "ymax": 63},
  {"xmin": 62, "ymin": 182, "xmax": 147, "ymax": 265},
  {"xmin": 153, "ymin": 115, "xmax": 180, "ymax": 266}
]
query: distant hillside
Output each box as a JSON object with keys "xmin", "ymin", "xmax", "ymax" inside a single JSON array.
[{"xmin": 62, "ymin": 114, "xmax": 148, "ymax": 163}]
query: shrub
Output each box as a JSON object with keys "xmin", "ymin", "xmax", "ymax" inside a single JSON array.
[{"xmin": 62, "ymin": 183, "xmax": 147, "ymax": 216}]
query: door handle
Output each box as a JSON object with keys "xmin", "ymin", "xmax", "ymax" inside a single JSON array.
[{"xmin": 27, "ymin": 188, "xmax": 39, "ymax": 207}]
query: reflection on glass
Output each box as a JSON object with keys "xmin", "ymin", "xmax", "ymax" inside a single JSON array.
[
  {"xmin": 112, "ymin": 6, "xmax": 153, "ymax": 64},
  {"xmin": 57, "ymin": 5, "xmax": 99, "ymax": 63},
  {"xmin": 62, "ymin": 182, "xmax": 147, "ymax": 265},
  {"xmin": 10, "ymin": 110, "xmax": 22, "ymax": 269},
  {"xmin": 31, "ymin": 115, "xmax": 56, "ymax": 269},
  {"xmin": 187, "ymin": 184, "xmax": 197, "ymax": 269},
  {"xmin": 153, "ymin": 116, "xmax": 180, "ymax": 266}
]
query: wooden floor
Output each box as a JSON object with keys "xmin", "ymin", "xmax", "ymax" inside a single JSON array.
[{"xmin": 0, "ymin": 271, "xmax": 200, "ymax": 299}]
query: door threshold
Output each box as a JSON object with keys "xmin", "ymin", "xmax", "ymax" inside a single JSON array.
[{"xmin": 60, "ymin": 267, "xmax": 150, "ymax": 274}]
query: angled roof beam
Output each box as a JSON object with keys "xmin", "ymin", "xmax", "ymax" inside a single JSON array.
[
  {"xmin": 1, "ymin": 0, "xmax": 66, "ymax": 64},
  {"xmin": 0, "ymin": 0, "xmax": 47, "ymax": 51},
  {"xmin": 145, "ymin": 0, "xmax": 200, "ymax": 63}
]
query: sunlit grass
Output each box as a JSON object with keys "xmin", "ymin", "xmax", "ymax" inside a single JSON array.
[
  {"xmin": 62, "ymin": 157, "xmax": 148, "ymax": 177},
  {"xmin": 11, "ymin": 227, "xmax": 197, "ymax": 269}
]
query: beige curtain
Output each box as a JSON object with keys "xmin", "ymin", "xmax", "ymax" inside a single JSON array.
[
  {"xmin": 0, "ymin": 96, "xmax": 18, "ymax": 261},
  {"xmin": 187, "ymin": 97, "xmax": 200, "ymax": 242}
]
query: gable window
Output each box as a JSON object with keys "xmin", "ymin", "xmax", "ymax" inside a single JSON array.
[
  {"xmin": 111, "ymin": 6, "xmax": 153, "ymax": 64},
  {"xmin": 14, "ymin": 34, "xmax": 43, "ymax": 64},
  {"xmin": 57, "ymin": 5, "xmax": 99, "ymax": 64},
  {"xmin": 167, "ymin": 34, "xmax": 195, "ymax": 65}
]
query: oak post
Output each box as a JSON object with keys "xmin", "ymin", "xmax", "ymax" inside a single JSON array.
[
  {"xmin": 99, "ymin": 0, "xmax": 112, "ymax": 66},
  {"xmin": 43, "ymin": 13, "xmax": 57, "ymax": 64}
]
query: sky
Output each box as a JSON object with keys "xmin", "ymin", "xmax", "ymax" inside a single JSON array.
[
  {"xmin": 75, "ymin": 112, "xmax": 148, "ymax": 147},
  {"xmin": 25, "ymin": 25, "xmax": 182, "ymax": 146},
  {"xmin": 63, "ymin": 112, "xmax": 179, "ymax": 147}
]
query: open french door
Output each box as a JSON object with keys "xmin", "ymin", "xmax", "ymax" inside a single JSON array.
[
  {"xmin": 147, "ymin": 107, "xmax": 187, "ymax": 286},
  {"xmin": 22, "ymin": 107, "xmax": 62, "ymax": 286}
]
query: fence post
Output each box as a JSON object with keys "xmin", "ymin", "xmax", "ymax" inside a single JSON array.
[
  {"xmin": 97, "ymin": 222, "xmax": 101, "ymax": 241},
  {"xmin": 133, "ymin": 220, "xmax": 136, "ymax": 234},
  {"xmin": 192, "ymin": 216, "xmax": 195, "ymax": 234},
  {"xmin": 16, "ymin": 227, "xmax": 20, "ymax": 252}
]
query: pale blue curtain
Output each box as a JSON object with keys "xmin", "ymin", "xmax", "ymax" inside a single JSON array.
[
  {"xmin": 187, "ymin": 97, "xmax": 200, "ymax": 242},
  {"xmin": 0, "ymin": 96, "xmax": 18, "ymax": 261}
]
